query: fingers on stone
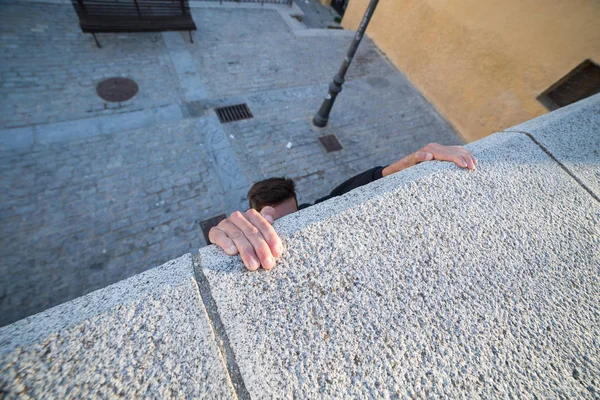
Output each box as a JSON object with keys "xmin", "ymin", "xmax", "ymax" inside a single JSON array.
[
  {"xmin": 246, "ymin": 208, "xmax": 283, "ymax": 258},
  {"xmin": 208, "ymin": 227, "xmax": 238, "ymax": 255},
  {"xmin": 218, "ymin": 220, "xmax": 258, "ymax": 269},
  {"xmin": 463, "ymin": 155, "xmax": 475, "ymax": 170},
  {"xmin": 230, "ymin": 210, "xmax": 275, "ymax": 269},
  {"xmin": 460, "ymin": 156, "xmax": 470, "ymax": 168},
  {"xmin": 238, "ymin": 244, "xmax": 260, "ymax": 271}
]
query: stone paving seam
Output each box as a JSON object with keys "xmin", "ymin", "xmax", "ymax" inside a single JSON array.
[
  {"xmin": 192, "ymin": 254, "xmax": 251, "ymax": 400},
  {"xmin": 506, "ymin": 130, "xmax": 600, "ymax": 203}
]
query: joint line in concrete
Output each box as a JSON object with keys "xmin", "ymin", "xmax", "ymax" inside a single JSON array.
[
  {"xmin": 512, "ymin": 130, "xmax": 600, "ymax": 203},
  {"xmin": 192, "ymin": 255, "xmax": 251, "ymax": 400}
]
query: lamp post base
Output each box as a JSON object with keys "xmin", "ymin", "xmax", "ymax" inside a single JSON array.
[{"xmin": 312, "ymin": 114, "xmax": 328, "ymax": 128}]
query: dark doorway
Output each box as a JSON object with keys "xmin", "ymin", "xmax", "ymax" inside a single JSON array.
[{"xmin": 331, "ymin": 0, "xmax": 349, "ymax": 17}]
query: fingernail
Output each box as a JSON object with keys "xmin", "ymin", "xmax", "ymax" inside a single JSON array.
[
  {"xmin": 249, "ymin": 258, "xmax": 259, "ymax": 270},
  {"xmin": 266, "ymin": 256, "xmax": 275, "ymax": 268},
  {"xmin": 265, "ymin": 214, "xmax": 274, "ymax": 224},
  {"xmin": 228, "ymin": 245, "xmax": 237, "ymax": 254},
  {"xmin": 274, "ymin": 243, "xmax": 282, "ymax": 257}
]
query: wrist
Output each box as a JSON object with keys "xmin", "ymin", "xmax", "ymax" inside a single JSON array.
[{"xmin": 382, "ymin": 165, "xmax": 393, "ymax": 177}]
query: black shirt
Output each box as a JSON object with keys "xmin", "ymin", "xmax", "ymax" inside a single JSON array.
[{"xmin": 298, "ymin": 166, "xmax": 385, "ymax": 210}]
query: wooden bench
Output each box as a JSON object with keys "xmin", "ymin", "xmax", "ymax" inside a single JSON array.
[{"xmin": 70, "ymin": 0, "xmax": 197, "ymax": 48}]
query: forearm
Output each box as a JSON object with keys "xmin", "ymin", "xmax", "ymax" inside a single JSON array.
[{"xmin": 382, "ymin": 143, "xmax": 477, "ymax": 178}]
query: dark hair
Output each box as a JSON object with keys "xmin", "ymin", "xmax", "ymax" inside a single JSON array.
[{"xmin": 247, "ymin": 177, "xmax": 297, "ymax": 211}]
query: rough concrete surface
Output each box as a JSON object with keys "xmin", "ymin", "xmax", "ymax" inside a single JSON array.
[
  {"xmin": 0, "ymin": 254, "xmax": 234, "ymax": 399},
  {"xmin": 199, "ymin": 132, "xmax": 600, "ymax": 398},
  {"xmin": 506, "ymin": 93, "xmax": 600, "ymax": 199}
]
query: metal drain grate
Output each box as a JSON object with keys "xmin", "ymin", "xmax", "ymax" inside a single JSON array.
[
  {"xmin": 215, "ymin": 103, "xmax": 253, "ymax": 123},
  {"xmin": 319, "ymin": 134, "xmax": 343, "ymax": 152},
  {"xmin": 200, "ymin": 214, "xmax": 227, "ymax": 244}
]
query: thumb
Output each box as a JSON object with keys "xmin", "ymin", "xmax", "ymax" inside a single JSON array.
[{"xmin": 261, "ymin": 206, "xmax": 276, "ymax": 224}]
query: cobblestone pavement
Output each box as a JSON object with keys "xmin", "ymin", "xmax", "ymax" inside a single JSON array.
[
  {"xmin": 0, "ymin": 3, "xmax": 179, "ymax": 129},
  {"xmin": 0, "ymin": 2, "xmax": 461, "ymax": 326}
]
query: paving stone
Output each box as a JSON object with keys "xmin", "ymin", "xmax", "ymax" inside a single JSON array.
[
  {"xmin": 0, "ymin": 126, "xmax": 34, "ymax": 150},
  {"xmin": 0, "ymin": 119, "xmax": 227, "ymax": 326},
  {"xmin": 0, "ymin": 254, "xmax": 235, "ymax": 399},
  {"xmin": 198, "ymin": 132, "xmax": 600, "ymax": 398}
]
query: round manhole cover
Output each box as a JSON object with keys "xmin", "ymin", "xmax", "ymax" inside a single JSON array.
[{"xmin": 96, "ymin": 77, "xmax": 138, "ymax": 102}]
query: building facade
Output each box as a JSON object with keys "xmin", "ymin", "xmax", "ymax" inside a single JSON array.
[{"xmin": 342, "ymin": 0, "xmax": 600, "ymax": 141}]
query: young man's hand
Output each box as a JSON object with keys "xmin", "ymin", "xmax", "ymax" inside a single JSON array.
[
  {"xmin": 382, "ymin": 143, "xmax": 477, "ymax": 177},
  {"xmin": 208, "ymin": 207, "xmax": 283, "ymax": 271}
]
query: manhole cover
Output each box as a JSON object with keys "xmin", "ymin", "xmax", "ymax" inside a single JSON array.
[{"xmin": 96, "ymin": 77, "xmax": 138, "ymax": 102}]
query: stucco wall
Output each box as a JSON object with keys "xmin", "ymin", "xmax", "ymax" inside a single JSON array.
[{"xmin": 341, "ymin": 0, "xmax": 600, "ymax": 141}]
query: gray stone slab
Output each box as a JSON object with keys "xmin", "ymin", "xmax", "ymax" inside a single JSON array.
[
  {"xmin": 27, "ymin": 106, "xmax": 184, "ymax": 147},
  {"xmin": 195, "ymin": 116, "xmax": 251, "ymax": 194},
  {"xmin": 98, "ymin": 109, "xmax": 155, "ymax": 135},
  {"xmin": 199, "ymin": 116, "xmax": 232, "ymax": 151},
  {"xmin": 212, "ymin": 146, "xmax": 250, "ymax": 192},
  {"xmin": 505, "ymin": 93, "xmax": 600, "ymax": 199},
  {"xmin": 0, "ymin": 126, "xmax": 34, "ymax": 150},
  {"xmin": 35, "ymin": 117, "xmax": 102, "ymax": 145},
  {"xmin": 0, "ymin": 254, "xmax": 234, "ymax": 399},
  {"xmin": 199, "ymin": 132, "xmax": 600, "ymax": 398},
  {"xmin": 162, "ymin": 31, "xmax": 208, "ymax": 102},
  {"xmin": 153, "ymin": 104, "xmax": 184, "ymax": 123}
]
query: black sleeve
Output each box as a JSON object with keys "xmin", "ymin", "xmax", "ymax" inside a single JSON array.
[{"xmin": 299, "ymin": 166, "xmax": 386, "ymax": 209}]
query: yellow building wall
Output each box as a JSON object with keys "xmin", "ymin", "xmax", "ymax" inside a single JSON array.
[{"xmin": 342, "ymin": 0, "xmax": 600, "ymax": 141}]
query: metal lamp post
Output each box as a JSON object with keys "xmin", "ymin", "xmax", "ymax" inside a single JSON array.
[{"xmin": 313, "ymin": 0, "xmax": 381, "ymax": 127}]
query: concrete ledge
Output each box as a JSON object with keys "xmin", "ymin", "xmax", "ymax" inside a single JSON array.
[
  {"xmin": 198, "ymin": 98, "xmax": 600, "ymax": 397},
  {"xmin": 504, "ymin": 93, "xmax": 600, "ymax": 199},
  {"xmin": 1, "ymin": 97, "xmax": 598, "ymax": 397},
  {"xmin": 0, "ymin": 255, "xmax": 234, "ymax": 398}
]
